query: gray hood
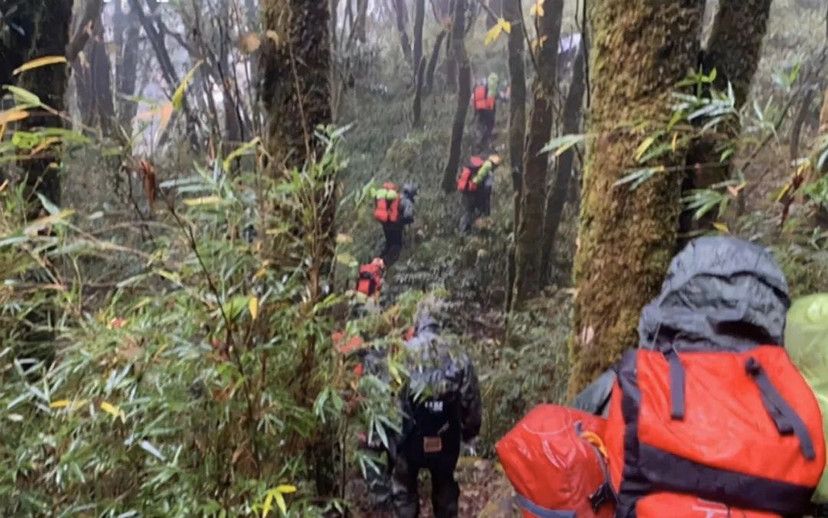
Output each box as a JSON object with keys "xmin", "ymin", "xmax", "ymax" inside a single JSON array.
[{"xmin": 639, "ymin": 236, "xmax": 790, "ymax": 352}]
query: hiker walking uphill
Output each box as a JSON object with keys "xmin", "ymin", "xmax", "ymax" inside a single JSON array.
[
  {"xmin": 472, "ymin": 72, "xmax": 505, "ymax": 150},
  {"xmin": 457, "ymin": 154, "xmax": 501, "ymax": 233},
  {"xmin": 391, "ymin": 308, "xmax": 482, "ymax": 518},
  {"xmin": 373, "ymin": 182, "xmax": 417, "ymax": 266}
]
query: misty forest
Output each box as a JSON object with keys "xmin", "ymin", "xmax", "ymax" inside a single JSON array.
[{"xmin": 2, "ymin": 0, "xmax": 828, "ymax": 516}]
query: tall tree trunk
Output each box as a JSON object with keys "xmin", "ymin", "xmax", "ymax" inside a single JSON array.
[
  {"xmin": 504, "ymin": 0, "xmax": 526, "ymax": 312},
  {"xmin": 569, "ymin": 0, "xmax": 705, "ymax": 396},
  {"xmin": 441, "ymin": 0, "xmax": 470, "ymax": 192},
  {"xmin": 393, "ymin": 0, "xmax": 412, "ymax": 63},
  {"xmin": 680, "ymin": 0, "xmax": 772, "ymax": 240},
  {"xmin": 540, "ymin": 43, "xmax": 586, "ymax": 286},
  {"xmin": 425, "ymin": 30, "xmax": 447, "ymax": 93},
  {"xmin": 445, "ymin": 2, "xmax": 458, "ymax": 92},
  {"xmin": 412, "ymin": 58, "xmax": 426, "ymax": 127},
  {"xmin": 73, "ymin": 6, "xmax": 115, "ymax": 134},
  {"xmin": 127, "ymin": 0, "xmax": 200, "ymax": 148},
  {"xmin": 511, "ymin": 0, "xmax": 563, "ymax": 309},
  {"xmin": 261, "ymin": 0, "xmax": 332, "ymax": 169},
  {"xmin": 115, "ymin": 2, "xmax": 141, "ymax": 130},
  {"xmin": 355, "ymin": 0, "xmax": 369, "ymax": 43},
  {"xmin": 413, "ymin": 0, "xmax": 426, "ymax": 82},
  {"xmin": 19, "ymin": 0, "xmax": 74, "ymax": 220},
  {"xmin": 261, "ymin": 0, "xmax": 335, "ymax": 496}
]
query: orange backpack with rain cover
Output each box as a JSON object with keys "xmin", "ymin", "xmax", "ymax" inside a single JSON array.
[
  {"xmin": 457, "ymin": 156, "xmax": 485, "ymax": 192},
  {"xmin": 605, "ymin": 346, "xmax": 825, "ymax": 517},
  {"xmin": 473, "ymin": 84, "xmax": 492, "ymax": 111},
  {"xmin": 374, "ymin": 183, "xmax": 400, "ymax": 223},
  {"xmin": 496, "ymin": 405, "xmax": 616, "ymax": 518},
  {"xmin": 356, "ymin": 261, "xmax": 383, "ymax": 297}
]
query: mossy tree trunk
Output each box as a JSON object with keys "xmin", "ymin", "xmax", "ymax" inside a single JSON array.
[
  {"xmin": 18, "ymin": 0, "xmax": 74, "ymax": 220},
  {"xmin": 504, "ymin": 0, "xmax": 526, "ymax": 312},
  {"xmin": 73, "ymin": 3, "xmax": 115, "ymax": 134},
  {"xmin": 511, "ymin": 0, "xmax": 563, "ymax": 310},
  {"xmin": 569, "ymin": 0, "xmax": 704, "ymax": 396},
  {"xmin": 261, "ymin": 0, "xmax": 336, "ymax": 497},
  {"xmin": 425, "ymin": 30, "xmax": 447, "ymax": 93},
  {"xmin": 413, "ymin": 0, "xmax": 426, "ymax": 82},
  {"xmin": 680, "ymin": 0, "xmax": 771, "ymax": 241},
  {"xmin": 261, "ymin": 0, "xmax": 332, "ymax": 170},
  {"xmin": 114, "ymin": 1, "xmax": 141, "ymax": 129},
  {"xmin": 441, "ymin": 0, "xmax": 470, "ymax": 193},
  {"xmin": 393, "ymin": 0, "xmax": 412, "ymax": 64},
  {"xmin": 540, "ymin": 42, "xmax": 586, "ymax": 286}
]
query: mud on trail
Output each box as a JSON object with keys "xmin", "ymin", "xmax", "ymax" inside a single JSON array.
[{"xmin": 347, "ymin": 457, "xmax": 518, "ymax": 517}]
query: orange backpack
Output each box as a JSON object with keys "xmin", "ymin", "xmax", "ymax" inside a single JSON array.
[
  {"xmin": 457, "ymin": 156, "xmax": 485, "ymax": 192},
  {"xmin": 374, "ymin": 183, "xmax": 400, "ymax": 223},
  {"xmin": 473, "ymin": 84, "xmax": 491, "ymax": 111},
  {"xmin": 496, "ymin": 405, "xmax": 616, "ymax": 518},
  {"xmin": 356, "ymin": 262, "xmax": 382, "ymax": 296},
  {"xmin": 635, "ymin": 493, "xmax": 782, "ymax": 518},
  {"xmin": 605, "ymin": 346, "xmax": 825, "ymax": 517}
]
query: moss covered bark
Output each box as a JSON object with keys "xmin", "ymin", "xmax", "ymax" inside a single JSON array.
[
  {"xmin": 680, "ymin": 0, "xmax": 771, "ymax": 242},
  {"xmin": 441, "ymin": 0, "xmax": 470, "ymax": 192},
  {"xmin": 503, "ymin": 0, "xmax": 526, "ymax": 312},
  {"xmin": 540, "ymin": 43, "xmax": 586, "ymax": 285},
  {"xmin": 512, "ymin": 0, "xmax": 563, "ymax": 309},
  {"xmin": 18, "ymin": 0, "xmax": 73, "ymax": 220},
  {"xmin": 569, "ymin": 0, "xmax": 704, "ymax": 396},
  {"xmin": 261, "ymin": 0, "xmax": 332, "ymax": 169}
]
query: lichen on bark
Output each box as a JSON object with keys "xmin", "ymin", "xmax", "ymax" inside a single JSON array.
[{"xmin": 568, "ymin": 0, "xmax": 705, "ymax": 396}]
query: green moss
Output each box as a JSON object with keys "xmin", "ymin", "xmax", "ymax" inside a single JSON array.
[{"xmin": 568, "ymin": 0, "xmax": 705, "ymax": 396}]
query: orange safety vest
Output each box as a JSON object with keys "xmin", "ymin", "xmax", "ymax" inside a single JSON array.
[
  {"xmin": 356, "ymin": 262, "xmax": 383, "ymax": 296},
  {"xmin": 457, "ymin": 156, "xmax": 485, "ymax": 192},
  {"xmin": 473, "ymin": 84, "xmax": 495, "ymax": 111},
  {"xmin": 373, "ymin": 182, "xmax": 401, "ymax": 223}
]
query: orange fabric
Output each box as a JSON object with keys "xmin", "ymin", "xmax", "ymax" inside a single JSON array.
[
  {"xmin": 633, "ymin": 346, "xmax": 825, "ymax": 487},
  {"xmin": 473, "ymin": 85, "xmax": 490, "ymax": 111},
  {"xmin": 636, "ymin": 493, "xmax": 782, "ymax": 518},
  {"xmin": 605, "ymin": 381, "xmax": 625, "ymax": 493},
  {"xmin": 332, "ymin": 331, "xmax": 364, "ymax": 355},
  {"xmin": 356, "ymin": 263, "xmax": 382, "ymax": 296},
  {"xmin": 374, "ymin": 183, "xmax": 400, "ymax": 223},
  {"xmin": 496, "ymin": 405, "xmax": 615, "ymax": 518},
  {"xmin": 456, "ymin": 156, "xmax": 485, "ymax": 192}
]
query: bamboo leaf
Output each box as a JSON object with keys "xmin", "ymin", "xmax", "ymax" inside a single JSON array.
[
  {"xmin": 183, "ymin": 195, "xmax": 221, "ymax": 206},
  {"xmin": 172, "ymin": 60, "xmax": 203, "ymax": 110},
  {"xmin": 139, "ymin": 440, "xmax": 167, "ymax": 462},
  {"xmin": 222, "ymin": 137, "xmax": 261, "ymax": 171},
  {"xmin": 275, "ymin": 485, "xmax": 296, "ymax": 494},
  {"xmin": 540, "ymin": 134, "xmax": 585, "ymax": 155},
  {"xmin": 0, "ymin": 110, "xmax": 28, "ymax": 125},
  {"xmin": 274, "ymin": 492, "xmax": 287, "ymax": 516},
  {"xmin": 713, "ymin": 222, "xmax": 729, "ymax": 233},
  {"xmin": 484, "ymin": 23, "xmax": 502, "ymax": 47},
  {"xmin": 529, "ymin": 0, "xmax": 545, "ymax": 16},
  {"xmin": 13, "ymin": 56, "xmax": 67, "ymax": 76},
  {"xmin": 249, "ymin": 297, "xmax": 259, "ymax": 320},
  {"xmin": 635, "ymin": 135, "xmax": 657, "ymax": 161},
  {"xmin": 50, "ymin": 400, "xmax": 71, "ymax": 408},
  {"xmin": 4, "ymin": 85, "xmax": 41, "ymax": 107}
]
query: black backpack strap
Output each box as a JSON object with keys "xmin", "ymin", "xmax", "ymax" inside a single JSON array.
[
  {"xmin": 745, "ymin": 357, "xmax": 816, "ymax": 460},
  {"xmin": 666, "ymin": 347, "xmax": 686, "ymax": 420}
]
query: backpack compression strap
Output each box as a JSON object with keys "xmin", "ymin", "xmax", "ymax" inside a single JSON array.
[
  {"xmin": 514, "ymin": 495, "xmax": 575, "ymax": 518},
  {"xmin": 746, "ymin": 357, "xmax": 816, "ymax": 460}
]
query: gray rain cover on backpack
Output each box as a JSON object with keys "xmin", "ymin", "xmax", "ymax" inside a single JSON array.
[{"xmin": 573, "ymin": 236, "xmax": 791, "ymax": 417}]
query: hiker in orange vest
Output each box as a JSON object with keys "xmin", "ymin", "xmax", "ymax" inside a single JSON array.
[
  {"xmin": 457, "ymin": 154, "xmax": 501, "ymax": 233},
  {"xmin": 373, "ymin": 182, "xmax": 417, "ymax": 266},
  {"xmin": 356, "ymin": 258, "xmax": 385, "ymax": 298},
  {"xmin": 472, "ymin": 72, "xmax": 505, "ymax": 150}
]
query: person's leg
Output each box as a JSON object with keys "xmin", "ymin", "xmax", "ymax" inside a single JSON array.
[
  {"xmin": 428, "ymin": 451, "xmax": 461, "ymax": 518},
  {"xmin": 391, "ymin": 454, "xmax": 420, "ymax": 518},
  {"xmin": 481, "ymin": 184, "xmax": 492, "ymax": 217},
  {"xmin": 382, "ymin": 226, "xmax": 403, "ymax": 266},
  {"xmin": 460, "ymin": 194, "xmax": 475, "ymax": 234}
]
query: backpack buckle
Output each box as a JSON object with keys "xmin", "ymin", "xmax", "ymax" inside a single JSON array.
[{"xmin": 588, "ymin": 482, "xmax": 613, "ymax": 512}]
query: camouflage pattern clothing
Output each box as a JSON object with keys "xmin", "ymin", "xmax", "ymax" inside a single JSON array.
[{"xmin": 390, "ymin": 312, "xmax": 482, "ymax": 518}]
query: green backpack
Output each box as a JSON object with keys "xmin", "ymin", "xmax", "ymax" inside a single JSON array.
[{"xmin": 786, "ymin": 293, "xmax": 828, "ymax": 503}]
